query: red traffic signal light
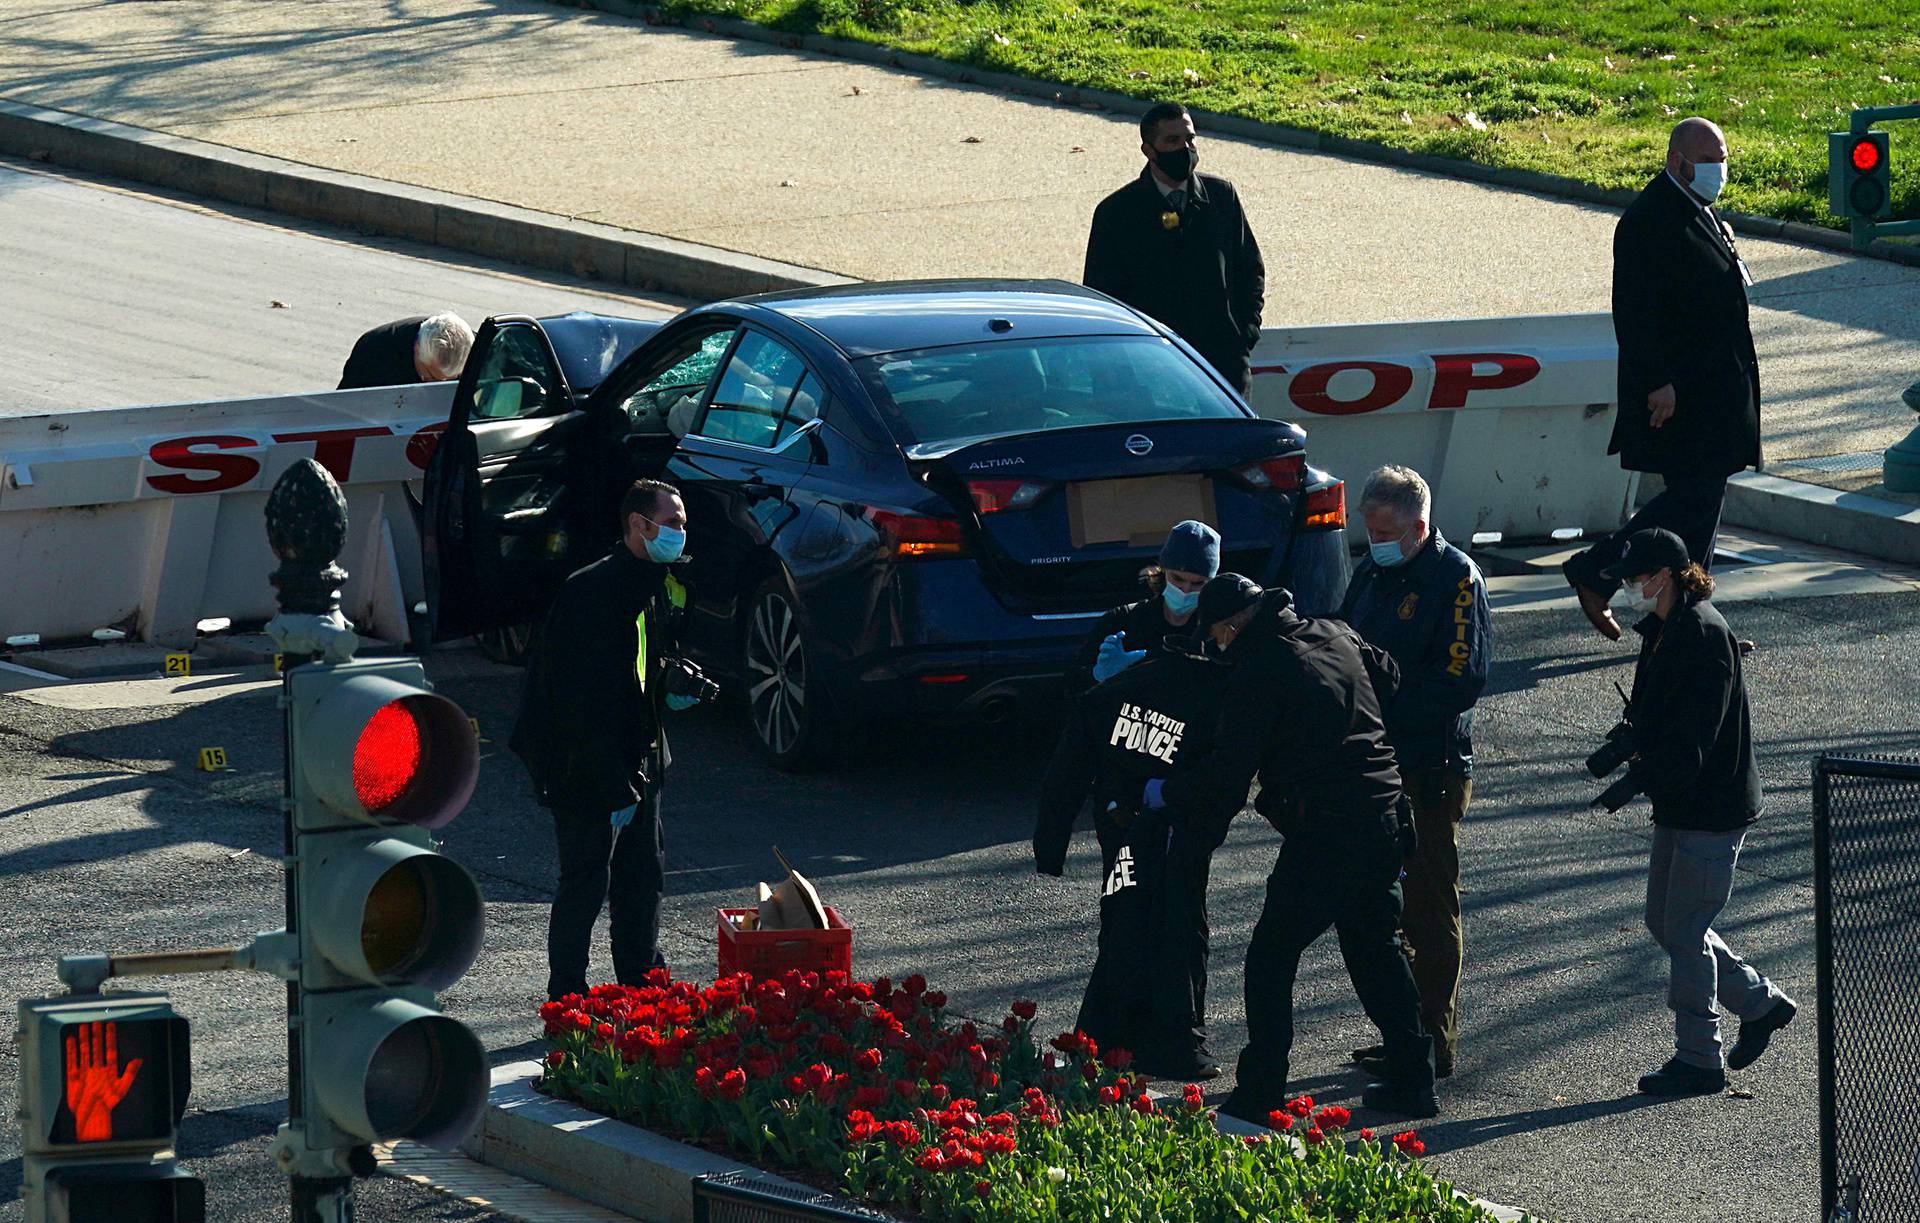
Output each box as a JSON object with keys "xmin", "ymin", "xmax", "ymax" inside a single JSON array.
[
  {"xmin": 355, "ymin": 699, "xmax": 424, "ymax": 814},
  {"xmin": 1852, "ymin": 137, "xmax": 1883, "ymax": 173}
]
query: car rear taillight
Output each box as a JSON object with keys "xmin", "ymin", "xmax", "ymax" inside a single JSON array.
[
  {"xmin": 1233, "ymin": 454, "xmax": 1306, "ymax": 493},
  {"xmin": 967, "ymin": 479, "xmax": 1052, "ymax": 514},
  {"xmin": 1301, "ymin": 478, "xmax": 1347, "ymax": 530},
  {"xmin": 864, "ymin": 508, "xmax": 968, "ymax": 558}
]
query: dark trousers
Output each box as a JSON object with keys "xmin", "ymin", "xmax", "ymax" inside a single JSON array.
[
  {"xmin": 1078, "ymin": 810, "xmax": 1215, "ymax": 1061},
  {"xmin": 1233, "ymin": 829, "xmax": 1434, "ymax": 1113},
  {"xmin": 1570, "ymin": 471, "xmax": 1729, "ymax": 596},
  {"xmin": 546, "ymin": 788, "xmax": 666, "ymax": 1000},
  {"xmin": 1396, "ymin": 768, "xmax": 1472, "ymax": 1062}
]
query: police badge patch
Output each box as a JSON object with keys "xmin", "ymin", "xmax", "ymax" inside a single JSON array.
[{"xmin": 1398, "ymin": 592, "xmax": 1420, "ymax": 621}]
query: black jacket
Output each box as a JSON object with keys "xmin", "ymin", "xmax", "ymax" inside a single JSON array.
[
  {"xmin": 1084, "ymin": 168, "xmax": 1265, "ymax": 393},
  {"xmin": 1626, "ymin": 597, "xmax": 1762, "ymax": 831},
  {"xmin": 510, "ymin": 547, "xmax": 687, "ymax": 813},
  {"xmin": 1337, "ymin": 531, "xmax": 1492, "ymax": 776},
  {"xmin": 1161, "ymin": 591, "xmax": 1403, "ymax": 840},
  {"xmin": 1608, "ymin": 173, "xmax": 1761, "ymax": 478},
  {"xmin": 1070, "ymin": 595, "xmax": 1199, "ymax": 693},
  {"xmin": 1036, "ymin": 651, "xmax": 1232, "ymax": 876},
  {"xmin": 338, "ymin": 316, "xmax": 428, "ymax": 390}
]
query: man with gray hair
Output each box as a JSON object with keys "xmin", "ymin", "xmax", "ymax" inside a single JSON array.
[
  {"xmin": 1337, "ymin": 465, "xmax": 1490, "ymax": 1081},
  {"xmin": 1563, "ymin": 116, "xmax": 1759, "ymax": 641},
  {"xmin": 337, "ymin": 311, "xmax": 476, "ymax": 389}
]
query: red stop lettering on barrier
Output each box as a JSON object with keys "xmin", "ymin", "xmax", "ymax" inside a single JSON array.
[
  {"xmin": 1427, "ymin": 352, "xmax": 1541, "ymax": 410},
  {"xmin": 271, "ymin": 427, "xmax": 393, "ymax": 483},
  {"xmin": 405, "ymin": 420, "xmax": 448, "ymax": 471},
  {"xmin": 146, "ymin": 435, "xmax": 262, "ymax": 495},
  {"xmin": 1287, "ymin": 361, "xmax": 1415, "ymax": 416}
]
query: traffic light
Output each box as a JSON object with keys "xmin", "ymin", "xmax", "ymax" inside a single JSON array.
[
  {"xmin": 1830, "ymin": 130, "xmax": 1892, "ymax": 219},
  {"xmin": 281, "ymin": 656, "xmax": 487, "ymax": 1171},
  {"xmin": 17, "ymin": 992, "xmax": 204, "ymax": 1223}
]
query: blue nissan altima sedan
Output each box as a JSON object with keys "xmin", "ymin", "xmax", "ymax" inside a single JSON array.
[{"xmin": 425, "ymin": 279, "xmax": 1350, "ymax": 768}]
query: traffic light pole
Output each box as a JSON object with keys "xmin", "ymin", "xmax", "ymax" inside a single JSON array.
[
  {"xmin": 264, "ymin": 458, "xmax": 365, "ymax": 1223},
  {"xmin": 1845, "ymin": 104, "xmax": 1920, "ymax": 251}
]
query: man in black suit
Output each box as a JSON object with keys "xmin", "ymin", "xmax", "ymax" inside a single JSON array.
[
  {"xmin": 337, "ymin": 311, "xmax": 475, "ymax": 390},
  {"xmin": 1563, "ymin": 117, "xmax": 1759, "ymax": 641},
  {"xmin": 1084, "ymin": 103, "xmax": 1266, "ymax": 395}
]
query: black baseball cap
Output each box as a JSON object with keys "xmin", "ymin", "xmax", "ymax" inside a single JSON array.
[
  {"xmin": 1195, "ymin": 573, "xmax": 1264, "ymax": 630},
  {"xmin": 1599, "ymin": 528, "xmax": 1690, "ymax": 581}
]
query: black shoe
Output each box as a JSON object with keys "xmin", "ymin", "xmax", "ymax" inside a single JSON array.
[
  {"xmin": 1357, "ymin": 1051, "xmax": 1453, "ymax": 1080},
  {"xmin": 1637, "ymin": 1057, "xmax": 1726, "ymax": 1096},
  {"xmin": 1726, "ymin": 998, "xmax": 1796, "ymax": 1071},
  {"xmin": 1217, "ymin": 1091, "xmax": 1274, "ymax": 1126},
  {"xmin": 1132, "ymin": 1050, "xmax": 1223, "ymax": 1082},
  {"xmin": 1361, "ymin": 1079, "xmax": 1440, "ymax": 1119},
  {"xmin": 1350, "ymin": 1042, "xmax": 1385, "ymax": 1064}
]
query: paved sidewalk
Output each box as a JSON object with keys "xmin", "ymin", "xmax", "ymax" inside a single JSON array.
[{"xmin": 5, "ymin": 0, "xmax": 1920, "ymax": 491}]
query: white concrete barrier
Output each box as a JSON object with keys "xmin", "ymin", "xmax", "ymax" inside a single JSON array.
[
  {"xmin": 0, "ymin": 384, "xmax": 453, "ymax": 648},
  {"xmin": 1249, "ymin": 312, "xmax": 1630, "ymax": 544},
  {"xmin": 1, "ymin": 313, "xmax": 1625, "ymax": 649}
]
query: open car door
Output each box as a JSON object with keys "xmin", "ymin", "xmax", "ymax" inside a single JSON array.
[{"xmin": 421, "ymin": 315, "xmax": 586, "ymax": 644}]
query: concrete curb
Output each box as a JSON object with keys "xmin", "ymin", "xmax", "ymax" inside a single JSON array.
[
  {"xmin": 567, "ymin": 0, "xmax": 1920, "ymax": 272},
  {"xmin": 468, "ymin": 1061, "xmax": 886, "ymax": 1222},
  {"xmin": 475, "ymin": 1060, "xmax": 1535, "ymax": 1222},
  {"xmin": 0, "ymin": 98, "xmax": 850, "ymax": 303},
  {"xmin": 1725, "ymin": 472, "xmax": 1920, "ymax": 566}
]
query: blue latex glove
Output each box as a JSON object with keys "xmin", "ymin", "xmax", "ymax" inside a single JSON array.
[
  {"xmin": 1093, "ymin": 632, "xmax": 1149, "ymax": 683},
  {"xmin": 1143, "ymin": 778, "xmax": 1167, "ymax": 810},
  {"xmin": 666, "ymin": 693, "xmax": 698, "ymax": 712},
  {"xmin": 610, "ymin": 802, "xmax": 639, "ymax": 830}
]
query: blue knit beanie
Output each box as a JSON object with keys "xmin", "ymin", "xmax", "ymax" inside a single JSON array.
[{"xmin": 1159, "ymin": 520, "xmax": 1221, "ymax": 578}]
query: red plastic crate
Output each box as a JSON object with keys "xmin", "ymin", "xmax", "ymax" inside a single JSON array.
[{"xmin": 717, "ymin": 906, "xmax": 853, "ymax": 981}]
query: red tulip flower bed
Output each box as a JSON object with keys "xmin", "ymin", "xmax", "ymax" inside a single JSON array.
[{"xmin": 538, "ymin": 969, "xmax": 1508, "ymax": 1221}]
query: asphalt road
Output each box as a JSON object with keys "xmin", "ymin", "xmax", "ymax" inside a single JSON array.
[
  {"xmin": 1, "ymin": 156, "xmax": 678, "ymax": 414},
  {"xmin": 0, "ymin": 164, "xmax": 1906, "ymax": 1221},
  {"xmin": 2, "ymin": 587, "xmax": 1912, "ymax": 1222}
]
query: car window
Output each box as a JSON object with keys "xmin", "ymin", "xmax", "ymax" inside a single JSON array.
[
  {"xmin": 775, "ymin": 372, "xmax": 824, "ymax": 446},
  {"xmin": 857, "ymin": 335, "xmax": 1241, "ymax": 448},
  {"xmin": 467, "ymin": 325, "xmax": 561, "ymax": 421},
  {"xmin": 615, "ymin": 327, "xmax": 735, "ymax": 438},
  {"xmin": 698, "ymin": 331, "xmax": 810, "ymax": 449}
]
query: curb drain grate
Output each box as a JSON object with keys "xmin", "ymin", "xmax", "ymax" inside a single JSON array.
[{"xmin": 1781, "ymin": 452, "xmax": 1883, "ymax": 474}]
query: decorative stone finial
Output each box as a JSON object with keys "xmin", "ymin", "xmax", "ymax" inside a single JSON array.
[{"xmin": 264, "ymin": 459, "xmax": 359, "ymax": 661}]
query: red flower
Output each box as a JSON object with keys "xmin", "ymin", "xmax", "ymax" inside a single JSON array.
[
  {"xmin": 846, "ymin": 1109, "xmax": 879, "ymax": 1143},
  {"xmin": 1181, "ymin": 1085, "xmax": 1206, "ymax": 1114},
  {"xmin": 1391, "ymin": 1130, "xmax": 1426, "ymax": 1157},
  {"xmin": 1304, "ymin": 1126, "xmax": 1326, "ymax": 1146},
  {"xmin": 1287, "ymin": 1095, "xmax": 1314, "ymax": 1117},
  {"xmin": 803, "ymin": 1063, "xmax": 833, "ymax": 1090},
  {"xmin": 893, "ymin": 1078, "xmax": 918, "ymax": 1101},
  {"xmin": 1010, "ymin": 999, "xmax": 1037, "ymax": 1021},
  {"xmin": 545, "ymin": 1050, "xmax": 567, "ymax": 1068},
  {"xmin": 718, "ymin": 1068, "xmax": 748, "ymax": 1101},
  {"xmin": 1265, "ymin": 1110, "xmax": 1295, "ymax": 1132},
  {"xmin": 855, "ymin": 1047, "xmax": 883, "ymax": 1073},
  {"xmin": 928, "ymin": 1084, "xmax": 950, "ymax": 1105},
  {"xmin": 1129, "ymin": 1094, "xmax": 1155, "ymax": 1115},
  {"xmin": 1314, "ymin": 1105, "xmax": 1352, "ymax": 1132},
  {"xmin": 1101, "ymin": 1047, "xmax": 1133, "ymax": 1071},
  {"xmin": 974, "ymin": 1180, "xmax": 993, "ymax": 1200},
  {"xmin": 1098, "ymin": 1084, "xmax": 1123, "ymax": 1106},
  {"xmin": 925, "ymin": 990, "xmax": 948, "ymax": 1009},
  {"xmin": 915, "ymin": 1148, "xmax": 945, "ymax": 1172},
  {"xmin": 693, "ymin": 1066, "xmax": 717, "ymax": 1098},
  {"xmin": 746, "ymin": 1056, "xmax": 778, "ymax": 1080},
  {"xmin": 902, "ymin": 973, "xmax": 928, "ymax": 996},
  {"xmin": 1081, "ymin": 1061, "xmax": 1101, "ymax": 1082},
  {"xmin": 1359, "ymin": 1127, "xmax": 1375, "ymax": 1141}
]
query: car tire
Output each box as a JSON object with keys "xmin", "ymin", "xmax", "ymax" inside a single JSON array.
[
  {"xmin": 742, "ymin": 580, "xmax": 829, "ymax": 771},
  {"xmin": 478, "ymin": 621, "xmax": 538, "ymax": 667}
]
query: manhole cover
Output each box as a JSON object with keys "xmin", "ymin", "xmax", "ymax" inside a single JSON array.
[{"xmin": 1783, "ymin": 452, "xmax": 1882, "ymax": 474}]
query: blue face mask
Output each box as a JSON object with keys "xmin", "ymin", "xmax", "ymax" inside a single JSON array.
[
  {"xmin": 644, "ymin": 521, "xmax": 686, "ymax": 564},
  {"xmin": 1369, "ymin": 537, "xmax": 1408, "ymax": 568},
  {"xmin": 1163, "ymin": 584, "xmax": 1200, "ymax": 616}
]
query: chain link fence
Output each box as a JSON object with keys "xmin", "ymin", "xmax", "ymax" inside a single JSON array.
[{"xmin": 1814, "ymin": 753, "xmax": 1920, "ymax": 1222}]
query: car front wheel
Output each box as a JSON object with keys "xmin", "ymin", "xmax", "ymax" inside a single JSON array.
[{"xmin": 743, "ymin": 582, "xmax": 828, "ymax": 770}]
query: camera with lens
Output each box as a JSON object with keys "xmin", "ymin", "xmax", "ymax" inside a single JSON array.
[
  {"xmin": 1586, "ymin": 720, "xmax": 1642, "ymax": 812},
  {"xmin": 660, "ymin": 657, "xmax": 721, "ymax": 705}
]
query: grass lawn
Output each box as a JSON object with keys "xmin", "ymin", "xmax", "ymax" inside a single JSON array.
[{"xmin": 649, "ymin": 0, "xmax": 1920, "ymax": 226}]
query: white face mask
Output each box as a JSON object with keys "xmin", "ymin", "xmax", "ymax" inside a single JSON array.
[
  {"xmin": 1623, "ymin": 576, "xmax": 1661, "ymax": 612},
  {"xmin": 1687, "ymin": 158, "xmax": 1727, "ymax": 203}
]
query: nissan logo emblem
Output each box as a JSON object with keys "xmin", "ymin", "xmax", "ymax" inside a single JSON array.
[{"xmin": 1125, "ymin": 434, "xmax": 1154, "ymax": 456}]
